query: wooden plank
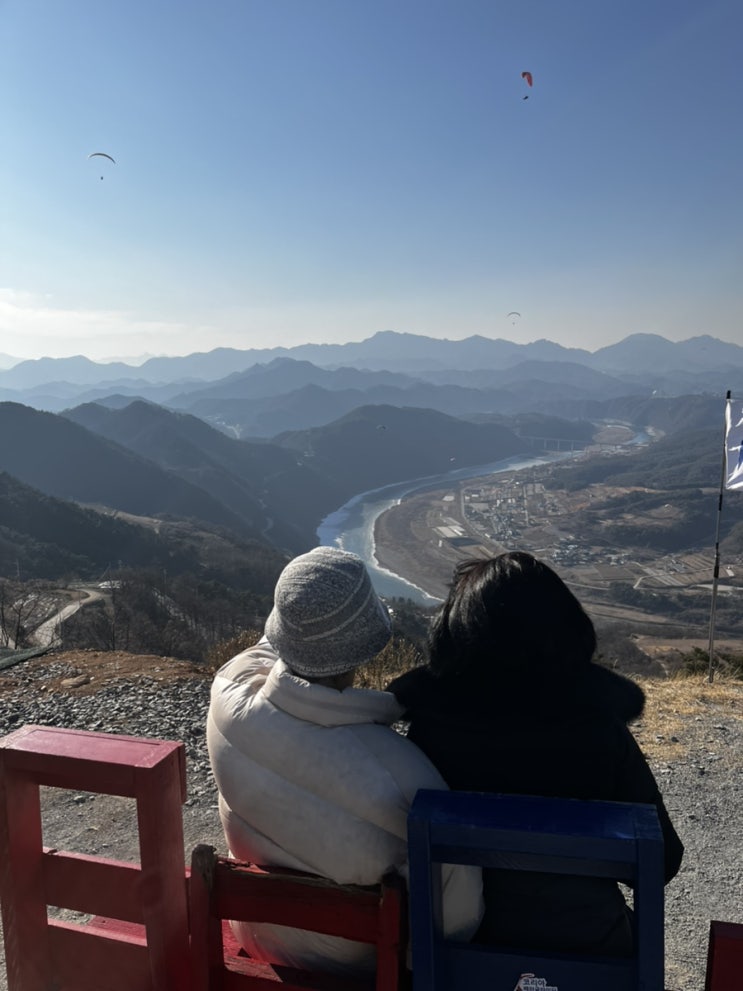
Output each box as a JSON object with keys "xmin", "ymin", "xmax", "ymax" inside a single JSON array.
[
  {"xmin": 89, "ymin": 915, "xmax": 147, "ymax": 941},
  {"xmin": 222, "ymin": 955, "xmax": 374, "ymax": 991},
  {"xmin": 1, "ymin": 725, "xmax": 182, "ymax": 770},
  {"xmin": 49, "ymin": 919, "xmax": 152, "ymax": 991},
  {"xmin": 706, "ymin": 921, "xmax": 743, "ymax": 991},
  {"xmin": 190, "ymin": 848, "xmax": 403, "ymax": 991},
  {"xmin": 0, "ymin": 766, "xmax": 53, "ymax": 991},
  {"xmin": 437, "ymin": 941, "xmax": 633, "ymax": 991},
  {"xmin": 43, "ymin": 849, "xmax": 144, "ymax": 922},
  {"xmin": 135, "ymin": 750, "xmax": 191, "ymax": 990},
  {"xmin": 189, "ymin": 845, "xmax": 216, "ymax": 991},
  {"xmin": 0, "ymin": 726, "xmax": 185, "ymax": 798},
  {"xmin": 374, "ymin": 876, "xmax": 406, "ymax": 991},
  {"xmin": 213, "ymin": 865, "xmax": 381, "ymax": 943}
]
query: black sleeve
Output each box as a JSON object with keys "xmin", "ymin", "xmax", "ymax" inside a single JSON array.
[
  {"xmin": 386, "ymin": 665, "xmax": 430, "ymax": 716},
  {"xmin": 616, "ymin": 725, "xmax": 684, "ymax": 883},
  {"xmin": 579, "ymin": 663, "xmax": 646, "ymax": 724}
]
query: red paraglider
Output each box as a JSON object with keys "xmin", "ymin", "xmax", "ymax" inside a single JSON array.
[{"xmin": 521, "ymin": 71, "xmax": 533, "ymax": 99}]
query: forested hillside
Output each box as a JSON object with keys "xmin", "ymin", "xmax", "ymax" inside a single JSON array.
[
  {"xmin": 0, "ymin": 470, "xmax": 287, "ymax": 587},
  {"xmin": 542, "ymin": 428, "xmax": 743, "ymax": 560}
]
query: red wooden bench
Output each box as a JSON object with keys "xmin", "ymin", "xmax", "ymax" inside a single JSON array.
[
  {"xmin": 0, "ymin": 724, "xmax": 408, "ymax": 991},
  {"xmin": 705, "ymin": 921, "xmax": 743, "ymax": 991},
  {"xmin": 0, "ymin": 724, "xmax": 190, "ymax": 991},
  {"xmin": 189, "ymin": 844, "xmax": 408, "ymax": 990}
]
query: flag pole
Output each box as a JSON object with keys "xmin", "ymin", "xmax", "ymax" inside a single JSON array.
[{"xmin": 707, "ymin": 389, "xmax": 731, "ymax": 683}]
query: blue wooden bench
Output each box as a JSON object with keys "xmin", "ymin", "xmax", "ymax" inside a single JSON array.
[{"xmin": 407, "ymin": 790, "xmax": 665, "ymax": 991}]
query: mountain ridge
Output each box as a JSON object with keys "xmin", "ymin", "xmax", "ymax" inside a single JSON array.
[{"xmin": 3, "ymin": 332, "xmax": 742, "ymax": 392}]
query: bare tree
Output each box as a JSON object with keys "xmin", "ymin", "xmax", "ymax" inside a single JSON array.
[{"xmin": 0, "ymin": 579, "xmax": 41, "ymax": 649}]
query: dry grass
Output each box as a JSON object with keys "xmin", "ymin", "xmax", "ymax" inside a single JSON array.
[
  {"xmin": 355, "ymin": 638, "xmax": 424, "ymax": 690},
  {"xmin": 204, "ymin": 629, "xmax": 263, "ymax": 675},
  {"xmin": 0, "ymin": 648, "xmax": 209, "ymax": 698},
  {"xmin": 632, "ymin": 673, "xmax": 742, "ymax": 762}
]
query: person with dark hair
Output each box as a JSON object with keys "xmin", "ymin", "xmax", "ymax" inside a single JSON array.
[
  {"xmin": 388, "ymin": 550, "xmax": 683, "ymax": 957},
  {"xmin": 208, "ymin": 546, "xmax": 482, "ymax": 976}
]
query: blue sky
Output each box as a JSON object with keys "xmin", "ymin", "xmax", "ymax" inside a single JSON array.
[{"xmin": 2, "ymin": 0, "xmax": 742, "ymax": 362}]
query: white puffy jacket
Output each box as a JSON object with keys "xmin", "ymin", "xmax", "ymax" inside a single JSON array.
[{"xmin": 207, "ymin": 638, "xmax": 483, "ymax": 975}]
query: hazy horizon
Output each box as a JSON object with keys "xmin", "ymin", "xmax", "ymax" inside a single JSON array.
[{"xmin": 1, "ymin": 327, "xmax": 741, "ymax": 371}]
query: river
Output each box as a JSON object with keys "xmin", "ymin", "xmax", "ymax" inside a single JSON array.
[{"xmin": 316, "ymin": 452, "xmax": 572, "ymax": 605}]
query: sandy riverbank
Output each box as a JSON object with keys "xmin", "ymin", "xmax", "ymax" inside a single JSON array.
[
  {"xmin": 373, "ymin": 491, "xmax": 452, "ymax": 601},
  {"xmin": 373, "ymin": 481, "xmax": 504, "ymax": 601}
]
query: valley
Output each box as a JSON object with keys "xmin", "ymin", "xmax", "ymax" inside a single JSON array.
[
  {"xmin": 2, "ymin": 334, "xmax": 742, "ymax": 667},
  {"xmin": 373, "ymin": 431, "xmax": 743, "ymax": 645},
  {"xmin": 376, "ymin": 478, "xmax": 716, "ymax": 613}
]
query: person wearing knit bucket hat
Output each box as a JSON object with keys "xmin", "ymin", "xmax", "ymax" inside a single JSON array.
[
  {"xmin": 264, "ymin": 546, "xmax": 392, "ymax": 679},
  {"xmin": 207, "ymin": 546, "xmax": 483, "ymax": 978}
]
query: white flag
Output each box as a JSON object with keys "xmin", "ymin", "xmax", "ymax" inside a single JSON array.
[{"xmin": 725, "ymin": 398, "xmax": 743, "ymax": 490}]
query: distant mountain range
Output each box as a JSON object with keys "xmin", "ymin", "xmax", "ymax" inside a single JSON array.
[
  {"xmin": 4, "ymin": 331, "xmax": 743, "ymax": 384},
  {"xmin": 0, "ymin": 331, "xmax": 737, "ymax": 586},
  {"xmin": 0, "ymin": 334, "xmax": 739, "ymax": 434}
]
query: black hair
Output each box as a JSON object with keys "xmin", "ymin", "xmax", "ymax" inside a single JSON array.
[{"xmin": 428, "ymin": 551, "xmax": 596, "ymax": 681}]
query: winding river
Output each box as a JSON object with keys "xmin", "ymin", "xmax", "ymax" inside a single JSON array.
[{"xmin": 316, "ymin": 452, "xmax": 569, "ymax": 605}]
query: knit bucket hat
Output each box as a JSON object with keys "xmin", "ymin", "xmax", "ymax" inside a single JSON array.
[{"xmin": 264, "ymin": 546, "xmax": 392, "ymax": 677}]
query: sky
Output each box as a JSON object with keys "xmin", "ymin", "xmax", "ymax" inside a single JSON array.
[{"xmin": 2, "ymin": 0, "xmax": 742, "ymax": 364}]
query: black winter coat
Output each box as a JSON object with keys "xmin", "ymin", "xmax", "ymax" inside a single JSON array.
[{"xmin": 388, "ymin": 662, "xmax": 683, "ymax": 956}]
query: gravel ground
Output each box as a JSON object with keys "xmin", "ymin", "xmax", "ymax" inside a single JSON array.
[{"xmin": 1, "ymin": 651, "xmax": 741, "ymax": 991}]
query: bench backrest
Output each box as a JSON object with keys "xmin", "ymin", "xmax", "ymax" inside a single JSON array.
[
  {"xmin": 407, "ymin": 789, "xmax": 665, "ymax": 991},
  {"xmin": 1, "ymin": 724, "xmax": 411, "ymax": 991},
  {"xmin": 188, "ymin": 844, "xmax": 408, "ymax": 991},
  {"xmin": 0, "ymin": 723, "xmax": 191, "ymax": 991}
]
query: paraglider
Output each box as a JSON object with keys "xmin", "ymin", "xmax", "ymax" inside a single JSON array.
[
  {"xmin": 507, "ymin": 311, "xmax": 521, "ymax": 325},
  {"xmin": 88, "ymin": 152, "xmax": 115, "ymax": 179},
  {"xmin": 521, "ymin": 71, "xmax": 533, "ymax": 99}
]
